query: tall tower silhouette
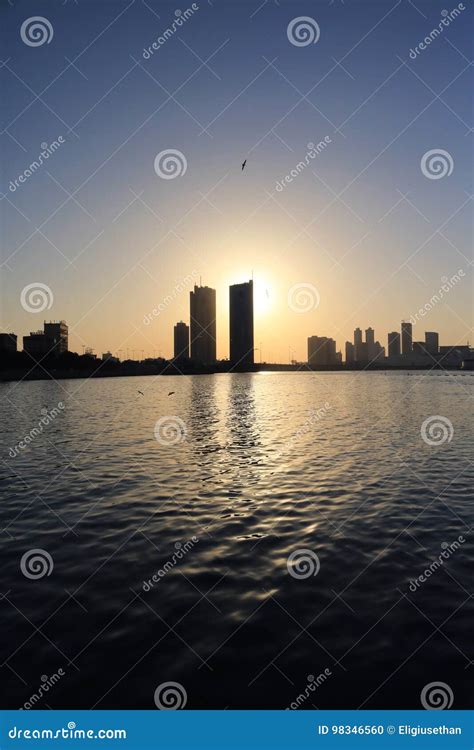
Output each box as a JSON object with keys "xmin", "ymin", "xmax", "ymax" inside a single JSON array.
[
  {"xmin": 190, "ymin": 284, "xmax": 216, "ymax": 364},
  {"xmin": 229, "ymin": 280, "xmax": 254, "ymax": 368}
]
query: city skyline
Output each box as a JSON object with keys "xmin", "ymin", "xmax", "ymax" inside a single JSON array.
[
  {"xmin": 1, "ymin": 0, "xmax": 472, "ymax": 362},
  {"xmin": 1, "ymin": 0, "xmax": 472, "ymax": 721},
  {"xmin": 3, "ymin": 276, "xmax": 471, "ymax": 367}
]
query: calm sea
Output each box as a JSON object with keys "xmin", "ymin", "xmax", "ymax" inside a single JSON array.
[{"xmin": 1, "ymin": 372, "xmax": 472, "ymax": 709}]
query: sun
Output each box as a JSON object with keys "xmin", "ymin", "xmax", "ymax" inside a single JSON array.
[{"xmin": 253, "ymin": 277, "xmax": 274, "ymax": 318}]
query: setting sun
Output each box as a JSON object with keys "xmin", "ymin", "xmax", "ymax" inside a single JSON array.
[{"xmin": 253, "ymin": 277, "xmax": 274, "ymax": 318}]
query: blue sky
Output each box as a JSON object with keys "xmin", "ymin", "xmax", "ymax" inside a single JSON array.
[{"xmin": 1, "ymin": 0, "xmax": 472, "ymax": 360}]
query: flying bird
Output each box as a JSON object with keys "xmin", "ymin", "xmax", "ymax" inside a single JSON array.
[
  {"xmin": 241, "ymin": 159, "xmax": 247, "ymax": 171},
  {"xmin": 168, "ymin": 391, "xmax": 175, "ymax": 396},
  {"xmin": 137, "ymin": 390, "xmax": 144, "ymax": 396}
]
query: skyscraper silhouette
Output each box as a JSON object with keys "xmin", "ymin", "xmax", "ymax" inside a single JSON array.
[
  {"xmin": 174, "ymin": 321, "xmax": 189, "ymax": 360},
  {"xmin": 401, "ymin": 321, "xmax": 413, "ymax": 355},
  {"xmin": 353, "ymin": 328, "xmax": 363, "ymax": 362},
  {"xmin": 308, "ymin": 336, "xmax": 337, "ymax": 366},
  {"xmin": 190, "ymin": 285, "xmax": 216, "ymax": 364},
  {"xmin": 425, "ymin": 331, "xmax": 439, "ymax": 355},
  {"xmin": 345, "ymin": 341, "xmax": 355, "ymax": 363},
  {"xmin": 229, "ymin": 280, "xmax": 254, "ymax": 367},
  {"xmin": 388, "ymin": 331, "xmax": 401, "ymax": 357},
  {"xmin": 365, "ymin": 327, "xmax": 375, "ymax": 360}
]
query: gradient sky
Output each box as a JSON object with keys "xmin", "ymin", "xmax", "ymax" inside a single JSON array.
[{"xmin": 1, "ymin": 0, "xmax": 472, "ymax": 361}]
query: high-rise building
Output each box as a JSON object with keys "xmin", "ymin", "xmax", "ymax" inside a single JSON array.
[
  {"xmin": 308, "ymin": 336, "xmax": 337, "ymax": 366},
  {"xmin": 23, "ymin": 321, "xmax": 68, "ymax": 358},
  {"xmin": 174, "ymin": 321, "xmax": 189, "ymax": 360},
  {"xmin": 44, "ymin": 321, "xmax": 68, "ymax": 354},
  {"xmin": 413, "ymin": 341, "xmax": 428, "ymax": 355},
  {"xmin": 388, "ymin": 331, "xmax": 400, "ymax": 357},
  {"xmin": 345, "ymin": 341, "xmax": 355, "ymax": 363},
  {"xmin": 401, "ymin": 321, "xmax": 412, "ymax": 355},
  {"xmin": 190, "ymin": 284, "xmax": 216, "ymax": 364},
  {"xmin": 373, "ymin": 341, "xmax": 385, "ymax": 361},
  {"xmin": 353, "ymin": 328, "xmax": 363, "ymax": 361},
  {"xmin": 0, "ymin": 333, "xmax": 17, "ymax": 353},
  {"xmin": 23, "ymin": 331, "xmax": 50, "ymax": 357},
  {"xmin": 357, "ymin": 341, "xmax": 368, "ymax": 364},
  {"xmin": 425, "ymin": 331, "xmax": 439, "ymax": 356},
  {"xmin": 365, "ymin": 327, "xmax": 375, "ymax": 361},
  {"xmin": 102, "ymin": 351, "xmax": 119, "ymax": 363},
  {"xmin": 229, "ymin": 280, "xmax": 254, "ymax": 367}
]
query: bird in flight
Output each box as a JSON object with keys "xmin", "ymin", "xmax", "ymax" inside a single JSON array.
[
  {"xmin": 168, "ymin": 391, "xmax": 175, "ymax": 396},
  {"xmin": 241, "ymin": 159, "xmax": 247, "ymax": 171},
  {"xmin": 137, "ymin": 390, "xmax": 144, "ymax": 396}
]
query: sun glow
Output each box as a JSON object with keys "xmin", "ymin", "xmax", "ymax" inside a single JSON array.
[{"xmin": 253, "ymin": 277, "xmax": 274, "ymax": 318}]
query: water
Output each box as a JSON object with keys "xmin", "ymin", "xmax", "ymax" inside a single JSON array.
[{"xmin": 1, "ymin": 371, "xmax": 472, "ymax": 710}]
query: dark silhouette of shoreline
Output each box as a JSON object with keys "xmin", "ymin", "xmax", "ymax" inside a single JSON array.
[{"xmin": 0, "ymin": 350, "xmax": 470, "ymax": 383}]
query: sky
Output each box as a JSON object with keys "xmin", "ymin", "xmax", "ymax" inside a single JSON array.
[{"xmin": 1, "ymin": 0, "xmax": 472, "ymax": 362}]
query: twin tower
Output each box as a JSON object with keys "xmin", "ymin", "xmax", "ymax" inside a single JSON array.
[{"xmin": 174, "ymin": 281, "xmax": 254, "ymax": 368}]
